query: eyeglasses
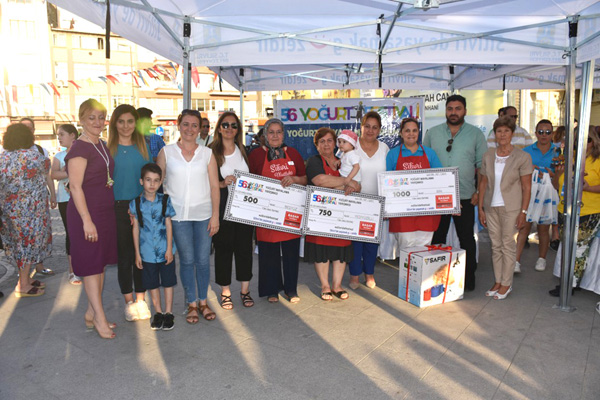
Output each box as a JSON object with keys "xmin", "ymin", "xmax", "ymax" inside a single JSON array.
[
  {"xmin": 201, "ymin": 125, "xmax": 210, "ymax": 128},
  {"xmin": 536, "ymin": 129, "xmax": 552, "ymax": 135},
  {"xmin": 446, "ymin": 138, "xmax": 454, "ymax": 152},
  {"xmin": 220, "ymin": 122, "xmax": 238, "ymax": 130}
]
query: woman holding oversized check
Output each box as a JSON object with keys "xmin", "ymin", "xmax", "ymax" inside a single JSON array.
[
  {"xmin": 210, "ymin": 112, "xmax": 255, "ymax": 309},
  {"xmin": 248, "ymin": 118, "xmax": 307, "ymax": 303},
  {"xmin": 385, "ymin": 118, "xmax": 443, "ymax": 249},
  {"xmin": 305, "ymin": 127, "xmax": 361, "ymax": 301},
  {"xmin": 349, "ymin": 111, "xmax": 389, "ymax": 290}
]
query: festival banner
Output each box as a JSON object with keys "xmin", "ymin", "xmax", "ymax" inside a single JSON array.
[{"xmin": 275, "ymin": 97, "xmax": 424, "ymax": 160}]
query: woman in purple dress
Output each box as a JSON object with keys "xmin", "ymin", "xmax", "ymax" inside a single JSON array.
[{"xmin": 66, "ymin": 99, "xmax": 118, "ymax": 339}]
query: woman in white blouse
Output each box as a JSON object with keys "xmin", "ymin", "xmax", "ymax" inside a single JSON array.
[
  {"xmin": 348, "ymin": 111, "xmax": 389, "ymax": 290},
  {"xmin": 209, "ymin": 112, "xmax": 254, "ymax": 310},
  {"xmin": 157, "ymin": 109, "xmax": 220, "ymax": 324}
]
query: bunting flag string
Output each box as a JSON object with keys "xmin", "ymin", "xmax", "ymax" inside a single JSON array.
[
  {"xmin": 68, "ymin": 80, "xmax": 82, "ymax": 91},
  {"xmin": 5, "ymin": 63, "xmax": 210, "ymax": 100}
]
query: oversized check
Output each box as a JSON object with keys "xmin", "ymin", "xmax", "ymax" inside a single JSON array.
[
  {"xmin": 224, "ymin": 171, "xmax": 306, "ymax": 234},
  {"xmin": 377, "ymin": 167, "xmax": 461, "ymax": 217},
  {"xmin": 303, "ymin": 186, "xmax": 384, "ymax": 244}
]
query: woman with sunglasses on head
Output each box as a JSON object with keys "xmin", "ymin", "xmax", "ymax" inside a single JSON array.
[
  {"xmin": 386, "ymin": 118, "xmax": 443, "ymax": 251},
  {"xmin": 248, "ymin": 118, "xmax": 307, "ymax": 303},
  {"xmin": 157, "ymin": 109, "xmax": 220, "ymax": 324},
  {"xmin": 478, "ymin": 116, "xmax": 533, "ymax": 300},
  {"xmin": 550, "ymin": 126, "xmax": 600, "ymax": 297},
  {"xmin": 209, "ymin": 112, "xmax": 254, "ymax": 309},
  {"xmin": 107, "ymin": 105, "xmax": 152, "ymax": 322},
  {"xmin": 515, "ymin": 120, "xmax": 559, "ymax": 273}
]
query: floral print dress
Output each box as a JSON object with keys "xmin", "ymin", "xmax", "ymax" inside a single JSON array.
[{"xmin": 0, "ymin": 149, "xmax": 52, "ymax": 269}]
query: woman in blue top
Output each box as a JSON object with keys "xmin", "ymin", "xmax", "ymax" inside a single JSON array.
[
  {"xmin": 386, "ymin": 118, "xmax": 443, "ymax": 250},
  {"xmin": 108, "ymin": 104, "xmax": 151, "ymax": 322},
  {"xmin": 51, "ymin": 124, "xmax": 81, "ymax": 285}
]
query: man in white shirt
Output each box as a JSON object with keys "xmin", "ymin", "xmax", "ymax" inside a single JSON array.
[
  {"xmin": 196, "ymin": 118, "xmax": 213, "ymax": 146},
  {"xmin": 487, "ymin": 106, "xmax": 534, "ymax": 149}
]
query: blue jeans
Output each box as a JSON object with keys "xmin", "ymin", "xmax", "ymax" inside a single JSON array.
[
  {"xmin": 348, "ymin": 241, "xmax": 379, "ymax": 276},
  {"xmin": 172, "ymin": 219, "xmax": 212, "ymax": 304}
]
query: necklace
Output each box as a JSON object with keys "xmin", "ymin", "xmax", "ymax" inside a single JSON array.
[
  {"xmin": 82, "ymin": 133, "xmax": 114, "ymax": 188},
  {"xmin": 178, "ymin": 142, "xmax": 197, "ymax": 157}
]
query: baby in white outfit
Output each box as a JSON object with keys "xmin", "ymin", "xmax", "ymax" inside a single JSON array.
[{"xmin": 337, "ymin": 129, "xmax": 361, "ymax": 184}]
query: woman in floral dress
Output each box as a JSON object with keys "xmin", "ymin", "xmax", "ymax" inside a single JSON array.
[{"xmin": 0, "ymin": 123, "xmax": 52, "ymax": 297}]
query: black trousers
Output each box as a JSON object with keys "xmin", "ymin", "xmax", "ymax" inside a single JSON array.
[
  {"xmin": 212, "ymin": 220, "xmax": 254, "ymax": 286},
  {"xmin": 58, "ymin": 202, "xmax": 70, "ymax": 255},
  {"xmin": 431, "ymin": 199, "xmax": 477, "ymax": 288},
  {"xmin": 257, "ymin": 238, "xmax": 300, "ymax": 297},
  {"xmin": 115, "ymin": 201, "xmax": 144, "ymax": 295}
]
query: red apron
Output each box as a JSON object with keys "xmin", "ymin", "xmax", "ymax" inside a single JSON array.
[
  {"xmin": 257, "ymin": 148, "xmax": 301, "ymax": 243},
  {"xmin": 389, "ymin": 145, "xmax": 440, "ymax": 233},
  {"xmin": 306, "ymin": 156, "xmax": 351, "ymax": 247}
]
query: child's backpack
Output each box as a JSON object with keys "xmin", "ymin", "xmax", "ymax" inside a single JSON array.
[{"xmin": 135, "ymin": 194, "xmax": 170, "ymax": 229}]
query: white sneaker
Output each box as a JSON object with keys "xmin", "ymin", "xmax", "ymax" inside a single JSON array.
[
  {"xmin": 136, "ymin": 300, "xmax": 151, "ymax": 320},
  {"xmin": 124, "ymin": 301, "xmax": 139, "ymax": 322},
  {"xmin": 514, "ymin": 261, "xmax": 521, "ymax": 273},
  {"xmin": 534, "ymin": 258, "xmax": 547, "ymax": 271}
]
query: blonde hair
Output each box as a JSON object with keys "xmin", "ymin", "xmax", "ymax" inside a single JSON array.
[{"xmin": 78, "ymin": 98, "xmax": 106, "ymax": 122}]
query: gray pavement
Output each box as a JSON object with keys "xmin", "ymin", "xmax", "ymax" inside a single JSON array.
[{"xmin": 0, "ymin": 210, "xmax": 599, "ymax": 399}]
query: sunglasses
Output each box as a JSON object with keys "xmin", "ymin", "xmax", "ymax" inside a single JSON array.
[
  {"xmin": 220, "ymin": 122, "xmax": 238, "ymax": 130},
  {"xmin": 446, "ymin": 138, "xmax": 454, "ymax": 152},
  {"xmin": 536, "ymin": 129, "xmax": 552, "ymax": 135},
  {"xmin": 588, "ymin": 138, "xmax": 593, "ymax": 143},
  {"xmin": 201, "ymin": 124, "xmax": 210, "ymax": 128}
]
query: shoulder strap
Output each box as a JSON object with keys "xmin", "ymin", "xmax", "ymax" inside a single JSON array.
[
  {"xmin": 35, "ymin": 144, "xmax": 44, "ymax": 155},
  {"xmin": 135, "ymin": 197, "xmax": 144, "ymax": 229},
  {"xmin": 161, "ymin": 194, "xmax": 169, "ymax": 219}
]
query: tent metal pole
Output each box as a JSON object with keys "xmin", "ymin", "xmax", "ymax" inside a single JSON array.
[
  {"xmin": 239, "ymin": 68, "xmax": 245, "ymax": 131},
  {"xmin": 182, "ymin": 17, "xmax": 191, "ymax": 110},
  {"xmin": 556, "ymin": 18, "xmax": 579, "ymax": 312},
  {"xmin": 564, "ymin": 58, "xmax": 595, "ymax": 303}
]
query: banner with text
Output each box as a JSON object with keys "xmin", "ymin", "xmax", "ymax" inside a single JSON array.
[{"xmin": 275, "ymin": 97, "xmax": 425, "ymax": 160}]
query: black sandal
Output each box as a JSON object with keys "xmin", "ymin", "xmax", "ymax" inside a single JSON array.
[
  {"xmin": 220, "ymin": 294, "xmax": 233, "ymax": 310},
  {"xmin": 241, "ymin": 292, "xmax": 254, "ymax": 308},
  {"xmin": 332, "ymin": 290, "xmax": 349, "ymax": 300}
]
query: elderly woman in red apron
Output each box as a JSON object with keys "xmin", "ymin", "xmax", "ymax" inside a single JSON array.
[
  {"xmin": 305, "ymin": 127, "xmax": 361, "ymax": 301},
  {"xmin": 385, "ymin": 118, "xmax": 444, "ymax": 249},
  {"xmin": 248, "ymin": 118, "xmax": 307, "ymax": 303}
]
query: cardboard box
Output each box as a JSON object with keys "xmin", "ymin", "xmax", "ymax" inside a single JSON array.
[{"xmin": 398, "ymin": 245, "xmax": 465, "ymax": 308}]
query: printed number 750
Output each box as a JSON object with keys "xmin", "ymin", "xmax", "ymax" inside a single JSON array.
[{"xmin": 318, "ymin": 209, "xmax": 332, "ymax": 216}]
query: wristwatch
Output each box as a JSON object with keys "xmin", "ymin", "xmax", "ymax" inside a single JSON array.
[{"xmin": 521, "ymin": 209, "xmax": 527, "ymax": 215}]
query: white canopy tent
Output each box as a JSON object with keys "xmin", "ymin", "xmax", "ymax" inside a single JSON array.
[
  {"xmin": 48, "ymin": 0, "xmax": 600, "ymax": 310},
  {"xmin": 213, "ymin": 63, "xmax": 600, "ymax": 91}
]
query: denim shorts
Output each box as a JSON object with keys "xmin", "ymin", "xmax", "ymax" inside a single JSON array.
[{"xmin": 141, "ymin": 260, "xmax": 177, "ymax": 290}]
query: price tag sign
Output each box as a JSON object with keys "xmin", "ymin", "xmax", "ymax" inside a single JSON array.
[
  {"xmin": 378, "ymin": 167, "xmax": 461, "ymax": 217},
  {"xmin": 224, "ymin": 171, "xmax": 306, "ymax": 234},
  {"xmin": 303, "ymin": 186, "xmax": 384, "ymax": 243}
]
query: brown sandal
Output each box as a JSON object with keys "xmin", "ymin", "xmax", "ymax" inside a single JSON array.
[
  {"xmin": 198, "ymin": 304, "xmax": 216, "ymax": 321},
  {"xmin": 186, "ymin": 305, "xmax": 199, "ymax": 325}
]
